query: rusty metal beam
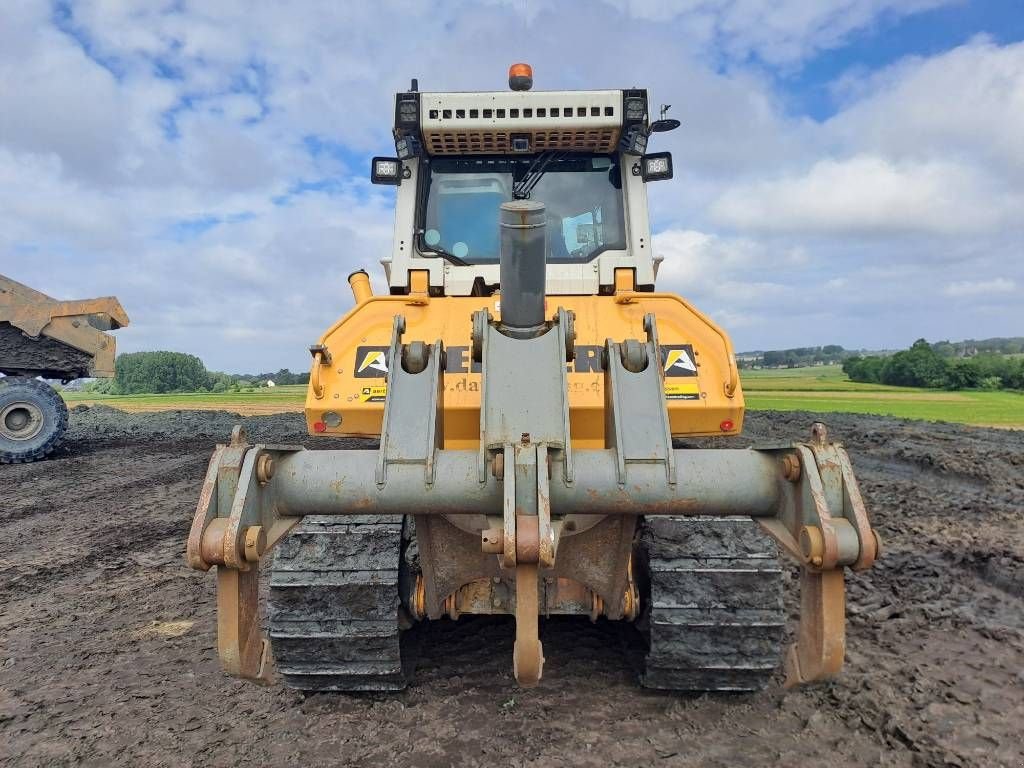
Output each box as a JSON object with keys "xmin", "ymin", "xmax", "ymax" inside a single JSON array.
[{"xmin": 267, "ymin": 447, "xmax": 782, "ymax": 519}]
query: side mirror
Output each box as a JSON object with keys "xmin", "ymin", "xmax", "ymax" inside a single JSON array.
[
  {"xmin": 371, "ymin": 157, "xmax": 402, "ymax": 186},
  {"xmin": 641, "ymin": 152, "xmax": 673, "ymax": 182}
]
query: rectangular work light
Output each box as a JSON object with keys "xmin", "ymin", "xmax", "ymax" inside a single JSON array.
[
  {"xmin": 395, "ymin": 92, "xmax": 420, "ymax": 129},
  {"xmin": 371, "ymin": 157, "xmax": 402, "ymax": 186},
  {"xmin": 641, "ymin": 152, "xmax": 673, "ymax": 182}
]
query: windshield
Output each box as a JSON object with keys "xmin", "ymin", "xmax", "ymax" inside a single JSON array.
[{"xmin": 421, "ymin": 153, "xmax": 626, "ymax": 264}]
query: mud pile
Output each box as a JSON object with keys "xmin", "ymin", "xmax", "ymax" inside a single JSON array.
[{"xmin": 1, "ymin": 409, "xmax": 1021, "ymax": 767}]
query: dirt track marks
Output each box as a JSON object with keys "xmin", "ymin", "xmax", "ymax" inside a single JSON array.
[{"xmin": 0, "ymin": 409, "xmax": 1021, "ymax": 767}]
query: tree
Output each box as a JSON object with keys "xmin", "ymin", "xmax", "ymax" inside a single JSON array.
[
  {"xmin": 943, "ymin": 360, "xmax": 981, "ymax": 390},
  {"xmin": 843, "ymin": 355, "xmax": 884, "ymax": 383},
  {"xmin": 115, "ymin": 351, "xmax": 211, "ymax": 394},
  {"xmin": 881, "ymin": 339, "xmax": 948, "ymax": 388}
]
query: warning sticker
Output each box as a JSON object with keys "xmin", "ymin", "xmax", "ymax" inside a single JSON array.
[
  {"xmin": 664, "ymin": 380, "xmax": 700, "ymax": 400},
  {"xmin": 354, "ymin": 346, "xmax": 389, "ymax": 378},
  {"xmin": 359, "ymin": 385, "xmax": 387, "ymax": 403}
]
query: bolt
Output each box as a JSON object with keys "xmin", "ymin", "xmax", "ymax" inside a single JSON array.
[
  {"xmin": 243, "ymin": 525, "xmax": 266, "ymax": 562},
  {"xmin": 256, "ymin": 453, "xmax": 275, "ymax": 485},
  {"xmin": 781, "ymin": 454, "xmax": 801, "ymax": 482}
]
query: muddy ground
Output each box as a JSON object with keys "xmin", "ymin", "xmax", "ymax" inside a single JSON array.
[{"xmin": 0, "ymin": 406, "xmax": 1021, "ymax": 767}]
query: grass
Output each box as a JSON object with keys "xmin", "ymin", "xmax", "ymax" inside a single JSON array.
[
  {"xmin": 61, "ymin": 367, "xmax": 1024, "ymax": 428},
  {"xmin": 741, "ymin": 365, "xmax": 1024, "ymax": 427},
  {"xmin": 62, "ymin": 385, "xmax": 307, "ymax": 416}
]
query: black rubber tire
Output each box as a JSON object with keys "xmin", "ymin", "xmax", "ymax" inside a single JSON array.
[{"xmin": 0, "ymin": 377, "xmax": 68, "ymax": 464}]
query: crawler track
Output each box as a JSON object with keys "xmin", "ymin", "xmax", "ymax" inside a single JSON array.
[
  {"xmin": 639, "ymin": 516, "xmax": 785, "ymax": 691},
  {"xmin": 268, "ymin": 515, "xmax": 408, "ymax": 691}
]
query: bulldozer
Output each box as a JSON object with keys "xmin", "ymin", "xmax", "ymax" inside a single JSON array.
[
  {"xmin": 0, "ymin": 274, "xmax": 129, "ymax": 463},
  {"xmin": 188, "ymin": 64, "xmax": 880, "ymax": 692}
]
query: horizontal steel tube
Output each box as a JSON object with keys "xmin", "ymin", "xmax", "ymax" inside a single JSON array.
[
  {"xmin": 556, "ymin": 450, "xmax": 781, "ymax": 516},
  {"xmin": 272, "ymin": 448, "xmax": 782, "ymax": 518},
  {"xmin": 274, "ymin": 451, "xmax": 498, "ymax": 516}
]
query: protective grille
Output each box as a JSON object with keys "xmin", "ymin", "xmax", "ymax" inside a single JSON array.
[
  {"xmin": 425, "ymin": 128, "xmax": 619, "ymax": 155},
  {"xmin": 419, "ymin": 89, "xmax": 623, "ymax": 155}
]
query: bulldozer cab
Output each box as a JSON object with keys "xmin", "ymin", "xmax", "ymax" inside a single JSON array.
[{"xmin": 374, "ymin": 72, "xmax": 671, "ymax": 296}]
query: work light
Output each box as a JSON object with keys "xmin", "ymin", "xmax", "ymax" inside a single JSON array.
[
  {"xmin": 641, "ymin": 152, "xmax": 673, "ymax": 182},
  {"xmin": 622, "ymin": 126, "xmax": 648, "ymax": 156},
  {"xmin": 395, "ymin": 93, "xmax": 420, "ymax": 128},
  {"xmin": 624, "ymin": 95, "xmax": 647, "ymax": 121},
  {"xmin": 371, "ymin": 157, "xmax": 402, "ymax": 185},
  {"xmin": 395, "ymin": 135, "xmax": 421, "ymax": 160}
]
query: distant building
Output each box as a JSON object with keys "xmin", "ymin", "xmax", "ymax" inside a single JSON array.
[{"xmin": 266, "ymin": 380, "xmax": 276, "ymax": 387}]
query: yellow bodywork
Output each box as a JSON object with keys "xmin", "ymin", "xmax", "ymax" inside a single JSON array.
[{"xmin": 306, "ymin": 277, "xmax": 744, "ymax": 448}]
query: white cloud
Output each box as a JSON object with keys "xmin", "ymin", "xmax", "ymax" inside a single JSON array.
[
  {"xmin": 709, "ymin": 154, "xmax": 1020, "ymax": 235},
  {"xmin": 591, "ymin": 0, "xmax": 955, "ymax": 64},
  {"xmin": 828, "ymin": 37, "xmax": 1024, "ymax": 180},
  {"xmin": 944, "ymin": 278, "xmax": 1017, "ymax": 297},
  {"xmin": 0, "ymin": 1, "xmax": 1021, "ymax": 367}
]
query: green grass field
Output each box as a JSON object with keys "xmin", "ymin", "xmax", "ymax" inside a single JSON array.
[
  {"xmin": 62, "ymin": 367, "xmax": 1024, "ymax": 428},
  {"xmin": 62, "ymin": 384, "xmax": 309, "ymax": 415},
  {"xmin": 741, "ymin": 365, "xmax": 1024, "ymax": 427}
]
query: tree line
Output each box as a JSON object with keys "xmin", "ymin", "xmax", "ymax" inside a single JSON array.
[
  {"xmin": 737, "ymin": 345, "xmax": 848, "ymax": 369},
  {"xmin": 82, "ymin": 351, "xmax": 309, "ymax": 394},
  {"xmin": 843, "ymin": 339, "xmax": 1024, "ymax": 391}
]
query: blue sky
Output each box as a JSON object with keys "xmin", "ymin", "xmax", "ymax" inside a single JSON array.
[{"xmin": 1, "ymin": 1, "xmax": 1021, "ymax": 372}]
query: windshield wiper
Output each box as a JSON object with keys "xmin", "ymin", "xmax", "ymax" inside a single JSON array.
[
  {"xmin": 417, "ymin": 234, "xmax": 469, "ymax": 266},
  {"xmin": 513, "ymin": 151, "xmax": 566, "ymax": 200}
]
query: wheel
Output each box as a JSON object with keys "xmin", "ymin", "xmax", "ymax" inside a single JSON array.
[
  {"xmin": 637, "ymin": 516, "xmax": 785, "ymax": 691},
  {"xmin": 0, "ymin": 377, "xmax": 69, "ymax": 464},
  {"xmin": 268, "ymin": 515, "xmax": 412, "ymax": 691}
]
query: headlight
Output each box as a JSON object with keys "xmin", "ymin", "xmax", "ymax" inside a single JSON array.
[
  {"xmin": 395, "ymin": 135, "xmax": 421, "ymax": 160},
  {"xmin": 396, "ymin": 94, "xmax": 420, "ymax": 128},
  {"xmin": 641, "ymin": 152, "xmax": 673, "ymax": 182},
  {"xmin": 624, "ymin": 95, "xmax": 646, "ymax": 121},
  {"xmin": 371, "ymin": 157, "xmax": 402, "ymax": 186},
  {"xmin": 621, "ymin": 126, "xmax": 648, "ymax": 156}
]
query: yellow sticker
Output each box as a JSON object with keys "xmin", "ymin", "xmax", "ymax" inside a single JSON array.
[
  {"xmin": 664, "ymin": 380, "xmax": 700, "ymax": 401},
  {"xmin": 359, "ymin": 385, "xmax": 388, "ymax": 403}
]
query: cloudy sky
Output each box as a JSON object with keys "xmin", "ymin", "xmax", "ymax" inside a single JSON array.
[{"xmin": 1, "ymin": 1, "xmax": 1022, "ymax": 372}]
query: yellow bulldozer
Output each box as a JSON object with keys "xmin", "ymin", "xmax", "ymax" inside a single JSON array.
[
  {"xmin": 188, "ymin": 64, "xmax": 879, "ymax": 691},
  {"xmin": 0, "ymin": 274, "xmax": 128, "ymax": 463}
]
